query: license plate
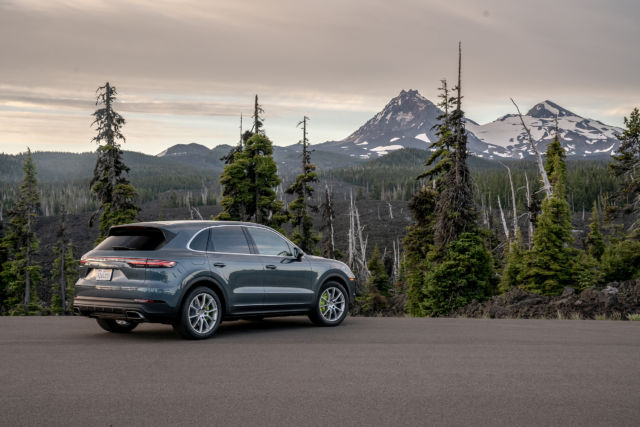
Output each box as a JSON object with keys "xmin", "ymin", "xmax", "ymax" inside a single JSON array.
[{"xmin": 95, "ymin": 269, "xmax": 113, "ymax": 281}]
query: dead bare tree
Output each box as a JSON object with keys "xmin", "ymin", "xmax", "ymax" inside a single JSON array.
[
  {"xmin": 524, "ymin": 172, "xmax": 535, "ymax": 249},
  {"xmin": 347, "ymin": 190, "xmax": 369, "ymax": 289},
  {"xmin": 320, "ymin": 184, "xmax": 336, "ymax": 259},
  {"xmin": 511, "ymin": 98, "xmax": 552, "ymax": 197},
  {"xmin": 497, "ymin": 196, "xmax": 510, "ymax": 242},
  {"xmin": 498, "ymin": 161, "xmax": 519, "ymax": 237}
]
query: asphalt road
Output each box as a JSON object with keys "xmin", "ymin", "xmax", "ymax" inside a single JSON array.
[{"xmin": 0, "ymin": 316, "xmax": 638, "ymax": 426}]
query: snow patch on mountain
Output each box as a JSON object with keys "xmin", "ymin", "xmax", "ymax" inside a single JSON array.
[{"xmin": 415, "ymin": 133, "xmax": 430, "ymax": 143}]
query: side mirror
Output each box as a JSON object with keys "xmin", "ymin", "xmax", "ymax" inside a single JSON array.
[{"xmin": 294, "ymin": 247, "xmax": 304, "ymax": 260}]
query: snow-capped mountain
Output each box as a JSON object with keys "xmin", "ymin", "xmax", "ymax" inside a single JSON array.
[
  {"xmin": 312, "ymin": 91, "xmax": 621, "ymax": 160},
  {"xmin": 310, "ymin": 90, "xmax": 495, "ymax": 159},
  {"xmin": 157, "ymin": 92, "xmax": 622, "ymax": 163},
  {"xmin": 466, "ymin": 100, "xmax": 621, "ymax": 159}
]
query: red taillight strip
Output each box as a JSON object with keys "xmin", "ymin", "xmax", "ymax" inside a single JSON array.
[
  {"xmin": 80, "ymin": 257, "xmax": 175, "ymax": 268},
  {"xmin": 131, "ymin": 259, "xmax": 176, "ymax": 268}
]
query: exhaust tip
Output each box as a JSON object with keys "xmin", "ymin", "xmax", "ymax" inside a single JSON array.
[{"xmin": 125, "ymin": 311, "xmax": 145, "ymax": 320}]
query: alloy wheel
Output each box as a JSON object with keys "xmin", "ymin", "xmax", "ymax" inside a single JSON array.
[
  {"xmin": 319, "ymin": 287, "xmax": 345, "ymax": 322},
  {"xmin": 188, "ymin": 292, "xmax": 218, "ymax": 334}
]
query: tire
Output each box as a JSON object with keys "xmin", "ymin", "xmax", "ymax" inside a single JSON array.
[
  {"xmin": 173, "ymin": 286, "xmax": 222, "ymax": 340},
  {"xmin": 309, "ymin": 281, "xmax": 348, "ymax": 326},
  {"xmin": 96, "ymin": 318, "xmax": 138, "ymax": 333}
]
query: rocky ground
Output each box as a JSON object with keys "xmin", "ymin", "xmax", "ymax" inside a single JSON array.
[{"xmin": 454, "ymin": 279, "xmax": 640, "ymax": 320}]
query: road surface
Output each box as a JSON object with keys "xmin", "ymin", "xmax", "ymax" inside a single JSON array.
[{"xmin": 0, "ymin": 316, "xmax": 638, "ymax": 426}]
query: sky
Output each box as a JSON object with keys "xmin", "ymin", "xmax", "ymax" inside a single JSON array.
[{"xmin": 1, "ymin": 0, "xmax": 638, "ymax": 155}]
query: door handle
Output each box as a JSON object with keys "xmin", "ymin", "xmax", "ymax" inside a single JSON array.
[
  {"xmin": 213, "ymin": 262, "xmax": 226, "ymax": 268},
  {"xmin": 265, "ymin": 264, "xmax": 277, "ymax": 270}
]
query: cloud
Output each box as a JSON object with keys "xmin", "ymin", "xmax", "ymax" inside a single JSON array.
[{"xmin": 1, "ymin": 0, "xmax": 638, "ymax": 154}]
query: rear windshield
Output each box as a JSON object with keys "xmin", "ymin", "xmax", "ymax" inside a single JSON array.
[{"xmin": 95, "ymin": 227, "xmax": 171, "ymax": 251}]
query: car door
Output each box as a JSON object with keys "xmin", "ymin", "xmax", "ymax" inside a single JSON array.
[
  {"xmin": 205, "ymin": 225, "xmax": 264, "ymax": 313},
  {"xmin": 245, "ymin": 226, "xmax": 313, "ymax": 309}
]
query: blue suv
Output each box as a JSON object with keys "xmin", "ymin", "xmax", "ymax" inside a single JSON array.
[{"xmin": 74, "ymin": 221, "xmax": 356, "ymax": 339}]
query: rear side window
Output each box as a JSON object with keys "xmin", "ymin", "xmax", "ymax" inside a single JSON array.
[
  {"xmin": 95, "ymin": 227, "xmax": 170, "ymax": 251},
  {"xmin": 248, "ymin": 227, "xmax": 292, "ymax": 256},
  {"xmin": 189, "ymin": 229, "xmax": 209, "ymax": 251},
  {"xmin": 208, "ymin": 226, "xmax": 251, "ymax": 254}
]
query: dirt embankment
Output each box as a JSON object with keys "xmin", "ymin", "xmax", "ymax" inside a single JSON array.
[{"xmin": 454, "ymin": 280, "xmax": 640, "ymax": 320}]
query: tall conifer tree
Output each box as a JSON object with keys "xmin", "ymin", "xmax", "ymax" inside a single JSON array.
[
  {"xmin": 217, "ymin": 96, "xmax": 285, "ymax": 228},
  {"xmin": 434, "ymin": 44, "xmax": 476, "ymax": 248},
  {"xmin": 405, "ymin": 43, "xmax": 494, "ymax": 316},
  {"xmin": 89, "ymin": 82, "xmax": 138, "ymax": 241},
  {"xmin": 286, "ymin": 116, "xmax": 319, "ymax": 252},
  {"xmin": 586, "ymin": 201, "xmax": 605, "ymax": 260},
  {"xmin": 609, "ymin": 107, "xmax": 640, "ymax": 237},
  {"xmin": 0, "ymin": 149, "xmax": 42, "ymax": 313},
  {"xmin": 519, "ymin": 137, "xmax": 574, "ymax": 295}
]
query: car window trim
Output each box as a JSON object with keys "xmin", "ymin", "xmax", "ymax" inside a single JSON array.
[
  {"xmin": 186, "ymin": 224, "xmax": 254, "ymax": 255},
  {"xmin": 186, "ymin": 224, "xmax": 302, "ymax": 257},
  {"xmin": 244, "ymin": 225, "xmax": 295, "ymax": 257}
]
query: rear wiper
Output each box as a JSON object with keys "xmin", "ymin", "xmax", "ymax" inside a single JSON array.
[{"xmin": 112, "ymin": 246, "xmax": 136, "ymax": 250}]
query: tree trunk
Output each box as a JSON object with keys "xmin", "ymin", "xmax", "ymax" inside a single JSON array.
[
  {"xmin": 24, "ymin": 215, "xmax": 31, "ymax": 307},
  {"xmin": 524, "ymin": 172, "xmax": 535, "ymax": 249},
  {"xmin": 498, "ymin": 196, "xmax": 510, "ymax": 242},
  {"xmin": 60, "ymin": 243, "xmax": 66, "ymax": 315}
]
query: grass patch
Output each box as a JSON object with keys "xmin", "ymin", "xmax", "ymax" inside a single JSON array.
[
  {"xmin": 626, "ymin": 313, "xmax": 640, "ymax": 321},
  {"xmin": 609, "ymin": 312, "xmax": 623, "ymax": 321}
]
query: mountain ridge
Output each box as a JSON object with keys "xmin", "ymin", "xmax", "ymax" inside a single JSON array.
[{"xmin": 154, "ymin": 90, "xmax": 622, "ymax": 163}]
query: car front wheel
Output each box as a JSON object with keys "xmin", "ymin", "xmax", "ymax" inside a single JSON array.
[
  {"xmin": 173, "ymin": 286, "xmax": 222, "ymax": 340},
  {"xmin": 309, "ymin": 281, "xmax": 348, "ymax": 326}
]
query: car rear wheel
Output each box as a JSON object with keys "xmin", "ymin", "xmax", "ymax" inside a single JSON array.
[
  {"xmin": 96, "ymin": 318, "xmax": 138, "ymax": 333},
  {"xmin": 173, "ymin": 286, "xmax": 222, "ymax": 340},
  {"xmin": 309, "ymin": 281, "xmax": 348, "ymax": 326}
]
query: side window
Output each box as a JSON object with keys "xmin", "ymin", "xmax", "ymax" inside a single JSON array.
[
  {"xmin": 248, "ymin": 227, "xmax": 292, "ymax": 257},
  {"xmin": 189, "ymin": 229, "xmax": 209, "ymax": 251},
  {"xmin": 208, "ymin": 226, "xmax": 251, "ymax": 254}
]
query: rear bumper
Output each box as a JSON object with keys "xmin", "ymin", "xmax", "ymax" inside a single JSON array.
[{"xmin": 73, "ymin": 296, "xmax": 177, "ymax": 323}]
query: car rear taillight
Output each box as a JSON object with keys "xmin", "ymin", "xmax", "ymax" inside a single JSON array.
[
  {"xmin": 128, "ymin": 259, "xmax": 176, "ymax": 268},
  {"xmin": 80, "ymin": 257, "xmax": 176, "ymax": 268}
]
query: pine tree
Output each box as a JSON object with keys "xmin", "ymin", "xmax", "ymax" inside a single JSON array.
[
  {"xmin": 421, "ymin": 232, "xmax": 494, "ymax": 316},
  {"xmin": 0, "ymin": 218, "xmax": 6, "ymax": 311},
  {"xmin": 356, "ymin": 245, "xmax": 391, "ymax": 314},
  {"xmin": 545, "ymin": 131, "xmax": 567, "ymax": 191},
  {"xmin": 286, "ymin": 116, "xmax": 319, "ymax": 252},
  {"xmin": 404, "ymin": 43, "xmax": 494, "ymax": 316},
  {"xmin": 367, "ymin": 245, "xmax": 390, "ymax": 297},
  {"xmin": 519, "ymin": 141, "xmax": 574, "ymax": 295},
  {"xmin": 434, "ymin": 44, "xmax": 477, "ymax": 248},
  {"xmin": 403, "ymin": 186, "xmax": 438, "ymax": 315},
  {"xmin": 586, "ymin": 201, "xmax": 605, "ymax": 260},
  {"xmin": 89, "ymin": 82, "xmax": 138, "ymax": 242},
  {"xmin": 499, "ymin": 229, "xmax": 526, "ymax": 292},
  {"xmin": 0, "ymin": 149, "xmax": 42, "ymax": 313},
  {"xmin": 217, "ymin": 133, "xmax": 285, "ymax": 228},
  {"xmin": 50, "ymin": 210, "xmax": 77, "ymax": 314},
  {"xmin": 416, "ymin": 79, "xmax": 455, "ymax": 189},
  {"xmin": 403, "ymin": 80, "xmax": 454, "ymax": 315},
  {"xmin": 609, "ymin": 107, "xmax": 640, "ymax": 237}
]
